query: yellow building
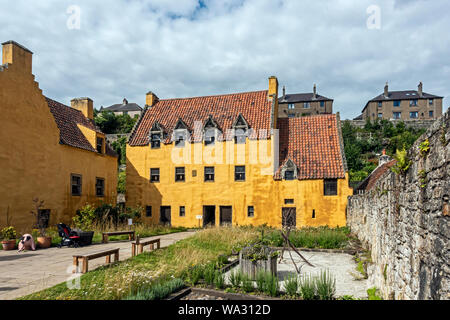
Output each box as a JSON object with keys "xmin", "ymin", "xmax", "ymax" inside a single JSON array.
[
  {"xmin": 0, "ymin": 41, "xmax": 118, "ymax": 232},
  {"xmin": 127, "ymin": 76, "xmax": 353, "ymax": 228}
]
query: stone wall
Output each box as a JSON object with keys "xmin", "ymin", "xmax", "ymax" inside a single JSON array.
[
  {"xmin": 347, "ymin": 110, "xmax": 449, "ymax": 300},
  {"xmin": 344, "ymin": 119, "xmax": 436, "ymax": 130}
]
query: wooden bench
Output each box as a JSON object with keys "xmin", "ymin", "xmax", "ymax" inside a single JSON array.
[
  {"xmin": 102, "ymin": 230, "xmax": 135, "ymax": 243},
  {"xmin": 73, "ymin": 248, "xmax": 120, "ymax": 274},
  {"xmin": 131, "ymin": 238, "xmax": 161, "ymax": 257}
]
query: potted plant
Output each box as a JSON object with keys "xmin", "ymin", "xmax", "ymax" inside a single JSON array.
[
  {"xmin": 30, "ymin": 198, "xmax": 52, "ymax": 248},
  {"xmin": 1, "ymin": 226, "xmax": 17, "ymax": 250}
]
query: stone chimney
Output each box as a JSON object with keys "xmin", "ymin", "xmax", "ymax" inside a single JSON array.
[
  {"xmin": 282, "ymin": 86, "xmax": 286, "ymax": 100},
  {"xmin": 268, "ymin": 76, "xmax": 278, "ymax": 102},
  {"xmin": 418, "ymin": 82, "xmax": 423, "ymax": 97},
  {"xmin": 384, "ymin": 82, "xmax": 389, "ymax": 98},
  {"xmin": 378, "ymin": 149, "xmax": 391, "ymax": 166},
  {"xmin": 146, "ymin": 91, "xmax": 159, "ymax": 107},
  {"xmin": 123, "ymin": 98, "xmax": 128, "ymax": 105},
  {"xmin": 1, "ymin": 40, "xmax": 33, "ymax": 74},
  {"xmin": 313, "ymin": 84, "xmax": 317, "ymax": 99},
  {"xmin": 71, "ymin": 98, "xmax": 94, "ymax": 120}
]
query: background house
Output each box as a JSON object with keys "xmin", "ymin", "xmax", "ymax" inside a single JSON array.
[
  {"xmin": 278, "ymin": 84, "xmax": 333, "ymax": 118},
  {"xmin": 360, "ymin": 82, "xmax": 443, "ymax": 121},
  {"xmin": 100, "ymin": 98, "xmax": 142, "ymax": 118}
]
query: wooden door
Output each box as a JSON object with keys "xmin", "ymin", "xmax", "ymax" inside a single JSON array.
[
  {"xmin": 160, "ymin": 206, "xmax": 171, "ymax": 225},
  {"xmin": 219, "ymin": 206, "xmax": 232, "ymax": 226}
]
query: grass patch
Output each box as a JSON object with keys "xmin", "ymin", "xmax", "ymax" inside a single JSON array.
[
  {"xmin": 20, "ymin": 226, "xmax": 259, "ymax": 300},
  {"xmin": 259, "ymin": 226, "xmax": 350, "ymax": 249}
]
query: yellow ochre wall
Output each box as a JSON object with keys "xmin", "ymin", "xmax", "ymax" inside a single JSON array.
[
  {"xmin": 126, "ymin": 137, "xmax": 353, "ymax": 229},
  {"xmin": 0, "ymin": 42, "xmax": 117, "ymax": 232}
]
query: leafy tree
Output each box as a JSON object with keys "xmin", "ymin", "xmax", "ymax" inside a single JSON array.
[
  {"xmin": 343, "ymin": 120, "xmax": 424, "ymax": 183},
  {"xmin": 94, "ymin": 110, "xmax": 137, "ymax": 134},
  {"xmin": 111, "ymin": 136, "xmax": 127, "ymax": 165}
]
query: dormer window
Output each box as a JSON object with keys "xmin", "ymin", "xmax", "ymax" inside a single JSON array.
[
  {"xmin": 151, "ymin": 133, "xmax": 161, "ymax": 149},
  {"xmin": 149, "ymin": 122, "xmax": 164, "ymax": 149},
  {"xmin": 232, "ymin": 113, "xmax": 249, "ymax": 144},
  {"xmin": 281, "ymin": 159, "xmax": 298, "ymax": 181},
  {"xmin": 204, "ymin": 129, "xmax": 216, "ymax": 146},
  {"xmin": 284, "ymin": 170, "xmax": 295, "ymax": 180},
  {"xmin": 203, "ymin": 116, "xmax": 220, "ymax": 146},
  {"xmin": 175, "ymin": 131, "xmax": 186, "ymax": 147},
  {"xmin": 234, "ymin": 128, "xmax": 247, "ymax": 144},
  {"xmin": 173, "ymin": 119, "xmax": 189, "ymax": 148}
]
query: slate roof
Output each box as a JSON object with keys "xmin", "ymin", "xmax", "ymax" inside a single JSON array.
[
  {"xmin": 279, "ymin": 93, "xmax": 333, "ymax": 104},
  {"xmin": 355, "ymin": 160, "xmax": 396, "ymax": 192},
  {"xmin": 275, "ymin": 114, "xmax": 346, "ymax": 180},
  {"xmin": 368, "ymin": 90, "xmax": 442, "ymax": 102},
  {"xmin": 46, "ymin": 97, "xmax": 117, "ymax": 157},
  {"xmin": 102, "ymin": 100, "xmax": 142, "ymax": 112},
  {"xmin": 362, "ymin": 90, "xmax": 443, "ymax": 112},
  {"xmin": 128, "ymin": 90, "xmax": 272, "ymax": 146}
]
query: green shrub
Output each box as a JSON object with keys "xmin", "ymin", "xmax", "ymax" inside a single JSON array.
[
  {"xmin": 256, "ymin": 271, "xmax": 266, "ymax": 292},
  {"xmin": 184, "ymin": 265, "xmax": 204, "ymax": 286},
  {"xmin": 299, "ymin": 273, "xmax": 316, "ymax": 300},
  {"xmin": 228, "ymin": 269, "xmax": 242, "ymax": 288},
  {"xmin": 241, "ymin": 274, "xmax": 254, "ymax": 293},
  {"xmin": 124, "ymin": 278, "xmax": 185, "ymax": 300},
  {"xmin": 217, "ymin": 255, "xmax": 229, "ymax": 268},
  {"xmin": 1, "ymin": 226, "xmax": 17, "ymax": 240},
  {"xmin": 283, "ymin": 274, "xmax": 299, "ymax": 297},
  {"xmin": 203, "ymin": 264, "xmax": 216, "ymax": 285},
  {"xmin": 72, "ymin": 204, "xmax": 96, "ymax": 230},
  {"xmin": 263, "ymin": 272, "xmax": 279, "ymax": 297},
  {"xmin": 214, "ymin": 271, "xmax": 225, "ymax": 289},
  {"xmin": 367, "ymin": 287, "xmax": 383, "ymax": 300},
  {"xmin": 316, "ymin": 270, "xmax": 336, "ymax": 300}
]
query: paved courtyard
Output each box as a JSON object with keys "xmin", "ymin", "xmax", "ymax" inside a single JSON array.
[
  {"xmin": 0, "ymin": 231, "xmax": 196, "ymax": 300},
  {"xmin": 224, "ymin": 250, "xmax": 368, "ymax": 299}
]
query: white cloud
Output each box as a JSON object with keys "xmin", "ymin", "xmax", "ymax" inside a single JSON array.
[{"xmin": 0, "ymin": 0, "xmax": 449, "ymax": 119}]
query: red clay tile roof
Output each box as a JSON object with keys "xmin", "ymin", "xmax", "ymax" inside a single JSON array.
[
  {"xmin": 46, "ymin": 97, "xmax": 117, "ymax": 157},
  {"xmin": 128, "ymin": 90, "xmax": 272, "ymax": 146},
  {"xmin": 356, "ymin": 159, "xmax": 396, "ymax": 191},
  {"xmin": 275, "ymin": 114, "xmax": 346, "ymax": 180}
]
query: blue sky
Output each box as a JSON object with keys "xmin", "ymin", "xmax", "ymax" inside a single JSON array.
[{"xmin": 1, "ymin": 0, "xmax": 449, "ymax": 119}]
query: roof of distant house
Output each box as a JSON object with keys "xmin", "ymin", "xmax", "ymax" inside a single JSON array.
[
  {"xmin": 278, "ymin": 93, "xmax": 333, "ymax": 104},
  {"xmin": 275, "ymin": 114, "xmax": 346, "ymax": 180},
  {"xmin": 128, "ymin": 90, "xmax": 272, "ymax": 146},
  {"xmin": 102, "ymin": 98, "xmax": 143, "ymax": 112},
  {"xmin": 46, "ymin": 97, "xmax": 117, "ymax": 157},
  {"xmin": 363, "ymin": 90, "xmax": 443, "ymax": 112},
  {"xmin": 355, "ymin": 159, "xmax": 396, "ymax": 192}
]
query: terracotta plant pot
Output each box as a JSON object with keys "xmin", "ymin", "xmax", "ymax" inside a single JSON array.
[
  {"xmin": 1, "ymin": 240, "xmax": 16, "ymax": 250},
  {"xmin": 37, "ymin": 236, "xmax": 52, "ymax": 248}
]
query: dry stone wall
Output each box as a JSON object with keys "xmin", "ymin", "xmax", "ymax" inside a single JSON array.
[{"xmin": 347, "ymin": 109, "xmax": 449, "ymax": 300}]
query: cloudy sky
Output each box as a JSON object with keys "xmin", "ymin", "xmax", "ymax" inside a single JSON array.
[{"xmin": 1, "ymin": 0, "xmax": 449, "ymax": 119}]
